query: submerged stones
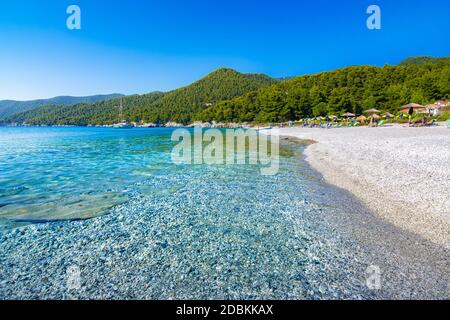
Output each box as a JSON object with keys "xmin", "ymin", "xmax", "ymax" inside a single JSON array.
[{"xmin": 0, "ymin": 137, "xmax": 448, "ymax": 299}]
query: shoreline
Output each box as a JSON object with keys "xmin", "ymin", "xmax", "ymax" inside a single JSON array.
[{"xmin": 272, "ymin": 125, "xmax": 450, "ymax": 249}]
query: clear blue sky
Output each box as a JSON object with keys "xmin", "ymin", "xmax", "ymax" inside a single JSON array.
[{"xmin": 0, "ymin": 0, "xmax": 449, "ymax": 100}]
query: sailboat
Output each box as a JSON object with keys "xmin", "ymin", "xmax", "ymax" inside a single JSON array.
[{"xmin": 113, "ymin": 97, "xmax": 134, "ymax": 129}]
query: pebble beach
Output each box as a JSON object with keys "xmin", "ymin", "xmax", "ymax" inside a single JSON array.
[{"xmin": 271, "ymin": 125, "xmax": 450, "ymax": 249}]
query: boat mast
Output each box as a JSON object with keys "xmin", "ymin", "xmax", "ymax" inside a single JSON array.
[{"xmin": 119, "ymin": 97, "xmax": 123, "ymax": 122}]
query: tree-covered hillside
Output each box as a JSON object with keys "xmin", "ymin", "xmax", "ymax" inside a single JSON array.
[
  {"xmin": 5, "ymin": 68, "xmax": 277, "ymax": 125},
  {"xmin": 196, "ymin": 58, "xmax": 450, "ymax": 123},
  {"xmin": 137, "ymin": 68, "xmax": 278, "ymax": 124},
  {"xmin": 399, "ymin": 56, "xmax": 450, "ymax": 66},
  {"xmin": 0, "ymin": 94, "xmax": 123, "ymax": 118},
  {"xmin": 5, "ymin": 92, "xmax": 165, "ymax": 126}
]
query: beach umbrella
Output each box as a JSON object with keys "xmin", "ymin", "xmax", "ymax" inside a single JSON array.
[
  {"xmin": 357, "ymin": 115, "xmax": 367, "ymax": 122},
  {"xmin": 342, "ymin": 112, "xmax": 355, "ymax": 126},
  {"xmin": 367, "ymin": 113, "xmax": 381, "ymax": 126},
  {"xmin": 400, "ymin": 103, "xmax": 424, "ymax": 113},
  {"xmin": 364, "ymin": 109, "xmax": 381, "ymax": 114}
]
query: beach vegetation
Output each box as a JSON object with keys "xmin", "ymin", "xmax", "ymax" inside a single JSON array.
[{"xmin": 436, "ymin": 111, "xmax": 450, "ymax": 122}]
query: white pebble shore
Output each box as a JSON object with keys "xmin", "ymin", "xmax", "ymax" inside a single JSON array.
[{"xmin": 271, "ymin": 125, "xmax": 450, "ymax": 249}]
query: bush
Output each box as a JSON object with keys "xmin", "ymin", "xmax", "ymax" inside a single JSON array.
[{"xmin": 436, "ymin": 111, "xmax": 450, "ymax": 121}]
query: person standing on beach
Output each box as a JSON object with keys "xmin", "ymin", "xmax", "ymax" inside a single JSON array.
[{"xmin": 408, "ymin": 107, "xmax": 414, "ymax": 125}]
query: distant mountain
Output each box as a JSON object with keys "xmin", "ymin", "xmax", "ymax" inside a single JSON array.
[
  {"xmin": 0, "ymin": 94, "xmax": 124, "ymax": 118},
  {"xmin": 4, "ymin": 92, "xmax": 164, "ymax": 126},
  {"xmin": 5, "ymin": 68, "xmax": 277, "ymax": 125}
]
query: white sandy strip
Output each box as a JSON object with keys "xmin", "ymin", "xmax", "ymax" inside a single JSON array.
[{"xmin": 270, "ymin": 125, "xmax": 450, "ymax": 249}]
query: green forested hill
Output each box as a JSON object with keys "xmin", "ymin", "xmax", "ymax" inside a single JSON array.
[
  {"xmin": 5, "ymin": 92, "xmax": 165, "ymax": 126},
  {"xmin": 137, "ymin": 68, "xmax": 278, "ymax": 124},
  {"xmin": 197, "ymin": 58, "xmax": 450, "ymax": 123},
  {"xmin": 5, "ymin": 68, "xmax": 277, "ymax": 125},
  {"xmin": 0, "ymin": 94, "xmax": 123, "ymax": 118}
]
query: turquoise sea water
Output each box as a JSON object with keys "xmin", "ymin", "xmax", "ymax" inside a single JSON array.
[
  {"xmin": 0, "ymin": 127, "xmax": 284, "ymax": 227},
  {"xmin": 1, "ymin": 127, "xmax": 448, "ymax": 299},
  {"xmin": 0, "ymin": 127, "xmax": 178, "ymax": 225}
]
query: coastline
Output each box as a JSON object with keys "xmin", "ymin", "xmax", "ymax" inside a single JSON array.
[{"xmin": 271, "ymin": 125, "xmax": 450, "ymax": 249}]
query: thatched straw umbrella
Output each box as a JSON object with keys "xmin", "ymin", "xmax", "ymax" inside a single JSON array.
[
  {"xmin": 342, "ymin": 112, "xmax": 355, "ymax": 126},
  {"xmin": 364, "ymin": 109, "xmax": 381, "ymax": 114},
  {"xmin": 357, "ymin": 115, "xmax": 367, "ymax": 123},
  {"xmin": 364, "ymin": 109, "xmax": 380, "ymax": 125},
  {"xmin": 400, "ymin": 103, "xmax": 425, "ymax": 114},
  {"xmin": 368, "ymin": 113, "xmax": 381, "ymax": 126}
]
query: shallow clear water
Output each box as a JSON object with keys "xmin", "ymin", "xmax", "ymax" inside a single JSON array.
[
  {"xmin": 0, "ymin": 127, "xmax": 180, "ymax": 224},
  {"xmin": 1, "ymin": 127, "xmax": 448, "ymax": 299}
]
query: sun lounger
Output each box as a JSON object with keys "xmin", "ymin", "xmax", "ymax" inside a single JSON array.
[
  {"xmin": 409, "ymin": 119, "xmax": 424, "ymax": 127},
  {"xmin": 409, "ymin": 118, "xmax": 435, "ymax": 127}
]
